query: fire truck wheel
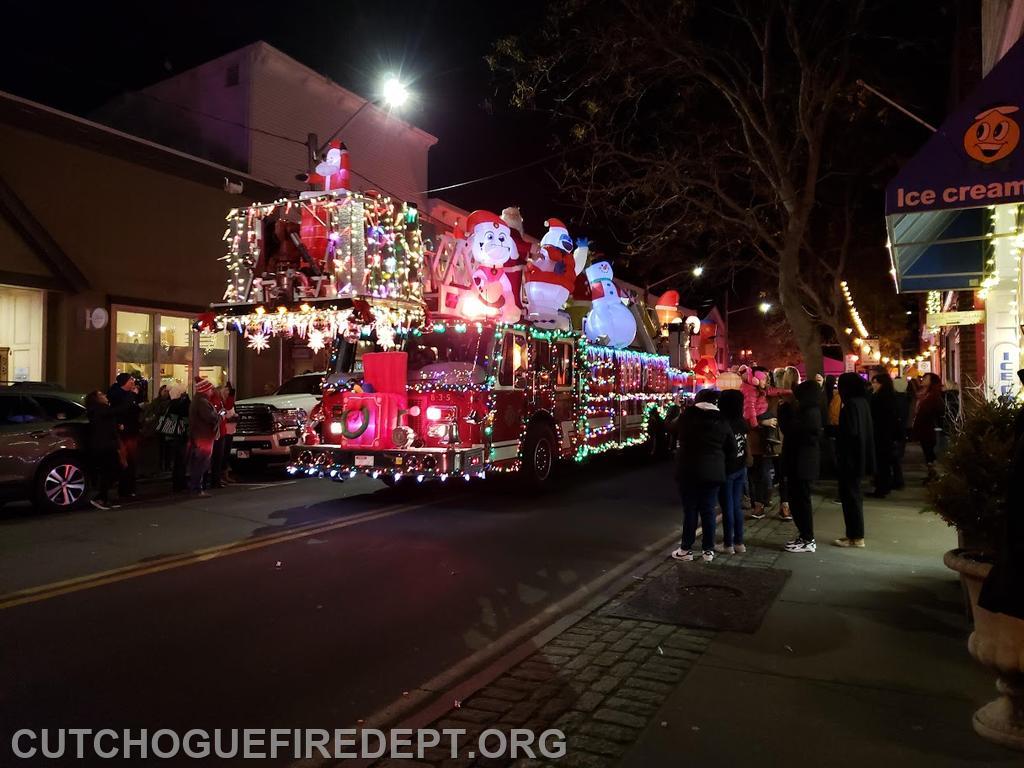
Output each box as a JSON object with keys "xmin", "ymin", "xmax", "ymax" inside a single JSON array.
[{"xmin": 521, "ymin": 421, "xmax": 557, "ymax": 488}]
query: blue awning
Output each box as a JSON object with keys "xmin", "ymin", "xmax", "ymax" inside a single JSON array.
[{"xmin": 885, "ymin": 36, "xmax": 1024, "ymax": 292}]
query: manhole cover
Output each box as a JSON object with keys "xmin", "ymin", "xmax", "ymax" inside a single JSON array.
[{"xmin": 606, "ymin": 565, "xmax": 790, "ymax": 633}]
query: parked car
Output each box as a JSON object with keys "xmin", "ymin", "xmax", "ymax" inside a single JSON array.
[
  {"xmin": 0, "ymin": 386, "xmax": 90, "ymax": 512},
  {"xmin": 230, "ymin": 373, "xmax": 324, "ymax": 470}
]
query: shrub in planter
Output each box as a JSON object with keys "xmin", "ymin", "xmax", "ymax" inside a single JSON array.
[
  {"xmin": 925, "ymin": 396, "xmax": 1020, "ymax": 556},
  {"xmin": 929, "ymin": 394, "xmax": 1023, "ymax": 750}
]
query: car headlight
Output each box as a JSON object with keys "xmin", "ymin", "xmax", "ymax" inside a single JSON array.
[{"xmin": 274, "ymin": 408, "xmax": 307, "ymax": 430}]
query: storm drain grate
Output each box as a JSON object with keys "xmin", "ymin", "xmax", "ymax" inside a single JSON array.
[{"xmin": 605, "ymin": 565, "xmax": 790, "ymax": 633}]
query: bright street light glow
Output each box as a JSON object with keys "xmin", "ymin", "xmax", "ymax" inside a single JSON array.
[
  {"xmin": 382, "ymin": 76, "xmax": 409, "ymax": 107},
  {"xmin": 692, "ymin": 266, "xmax": 704, "ymax": 277},
  {"xmin": 758, "ymin": 301, "xmax": 772, "ymax": 314}
]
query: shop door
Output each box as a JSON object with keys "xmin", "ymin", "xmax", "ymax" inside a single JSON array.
[{"xmin": 0, "ymin": 285, "xmax": 44, "ymax": 382}]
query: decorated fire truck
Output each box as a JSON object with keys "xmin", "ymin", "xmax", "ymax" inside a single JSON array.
[{"xmin": 208, "ymin": 150, "xmax": 692, "ymax": 487}]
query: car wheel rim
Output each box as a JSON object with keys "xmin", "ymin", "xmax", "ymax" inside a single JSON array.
[
  {"xmin": 44, "ymin": 464, "xmax": 86, "ymax": 507},
  {"xmin": 534, "ymin": 438, "xmax": 552, "ymax": 481}
]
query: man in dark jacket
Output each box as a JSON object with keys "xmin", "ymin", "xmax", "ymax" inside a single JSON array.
[
  {"xmin": 834, "ymin": 372, "xmax": 875, "ymax": 548},
  {"xmin": 668, "ymin": 389, "xmax": 736, "ymax": 562},
  {"xmin": 869, "ymin": 373, "xmax": 899, "ymax": 497},
  {"xmin": 782, "ymin": 380, "xmax": 823, "ymax": 553},
  {"xmin": 107, "ymin": 372, "xmax": 142, "ymax": 498}
]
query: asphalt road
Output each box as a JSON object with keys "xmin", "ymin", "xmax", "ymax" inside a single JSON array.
[{"xmin": 0, "ymin": 456, "xmax": 681, "ymax": 767}]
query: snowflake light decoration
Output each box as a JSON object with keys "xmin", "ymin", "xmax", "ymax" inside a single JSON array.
[
  {"xmin": 307, "ymin": 329, "xmax": 327, "ymax": 354},
  {"xmin": 247, "ymin": 331, "xmax": 270, "ymax": 353}
]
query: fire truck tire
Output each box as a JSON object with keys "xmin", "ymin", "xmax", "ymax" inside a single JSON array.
[{"xmin": 521, "ymin": 421, "xmax": 557, "ymax": 489}]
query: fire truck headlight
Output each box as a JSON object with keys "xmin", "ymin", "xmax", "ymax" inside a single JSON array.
[
  {"xmin": 425, "ymin": 406, "xmax": 443, "ymax": 421},
  {"xmin": 408, "ymin": 405, "xmax": 422, "ymax": 417},
  {"xmin": 329, "ymin": 422, "xmax": 343, "ymax": 435}
]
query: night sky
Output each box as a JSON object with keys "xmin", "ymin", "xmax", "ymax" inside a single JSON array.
[
  {"xmin": 0, "ymin": 0, "xmax": 964, "ymax": 339},
  {"xmin": 0, "ymin": 1, "xmax": 556, "ymax": 227}
]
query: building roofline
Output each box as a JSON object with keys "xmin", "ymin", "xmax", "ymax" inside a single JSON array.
[
  {"xmin": 250, "ymin": 42, "xmax": 438, "ymax": 148},
  {"xmin": 135, "ymin": 41, "xmax": 438, "ymax": 149},
  {"xmin": 0, "ymin": 89, "xmax": 283, "ymax": 199}
]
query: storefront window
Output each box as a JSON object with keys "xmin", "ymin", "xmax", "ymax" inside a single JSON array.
[
  {"xmin": 197, "ymin": 330, "xmax": 231, "ymax": 387},
  {"xmin": 114, "ymin": 310, "xmax": 153, "ymax": 382},
  {"xmin": 158, "ymin": 315, "xmax": 193, "ymax": 390},
  {"xmin": 112, "ymin": 306, "xmax": 234, "ymax": 398}
]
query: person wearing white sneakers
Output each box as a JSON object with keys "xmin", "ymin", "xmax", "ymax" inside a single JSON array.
[
  {"xmin": 833, "ymin": 372, "xmax": 875, "ymax": 549},
  {"xmin": 669, "ymin": 389, "xmax": 737, "ymax": 563},
  {"xmin": 716, "ymin": 389, "xmax": 749, "ymax": 555},
  {"xmin": 782, "ymin": 380, "xmax": 823, "ymax": 553}
]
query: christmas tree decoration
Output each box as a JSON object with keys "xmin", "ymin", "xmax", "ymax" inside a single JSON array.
[{"xmin": 583, "ymin": 261, "xmax": 637, "ymax": 348}]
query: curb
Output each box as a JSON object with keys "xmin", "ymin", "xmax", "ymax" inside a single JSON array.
[{"xmin": 290, "ymin": 527, "xmax": 684, "ymax": 768}]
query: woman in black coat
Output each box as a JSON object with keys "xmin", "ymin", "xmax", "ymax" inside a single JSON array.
[
  {"xmin": 85, "ymin": 390, "xmax": 133, "ymax": 509},
  {"xmin": 834, "ymin": 372, "xmax": 875, "ymax": 548},
  {"xmin": 782, "ymin": 380, "xmax": 822, "ymax": 553},
  {"xmin": 869, "ymin": 373, "xmax": 899, "ymax": 498},
  {"xmin": 668, "ymin": 389, "xmax": 736, "ymax": 562}
]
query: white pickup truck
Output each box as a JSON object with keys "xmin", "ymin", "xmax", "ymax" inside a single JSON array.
[{"xmin": 230, "ymin": 373, "xmax": 324, "ymax": 469}]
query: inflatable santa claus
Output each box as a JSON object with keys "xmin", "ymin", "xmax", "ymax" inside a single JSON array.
[
  {"xmin": 465, "ymin": 210, "xmax": 522, "ymax": 323},
  {"xmin": 309, "ymin": 141, "xmax": 351, "ymax": 193},
  {"xmin": 524, "ymin": 218, "xmax": 587, "ymax": 328}
]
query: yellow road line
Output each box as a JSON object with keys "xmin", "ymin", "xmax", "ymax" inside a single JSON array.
[{"xmin": 0, "ymin": 501, "xmax": 425, "ymax": 611}]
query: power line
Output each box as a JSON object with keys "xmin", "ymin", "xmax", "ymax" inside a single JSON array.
[
  {"xmin": 125, "ymin": 89, "xmax": 307, "ymax": 147},
  {"xmin": 422, "ymin": 149, "xmax": 571, "ymax": 194}
]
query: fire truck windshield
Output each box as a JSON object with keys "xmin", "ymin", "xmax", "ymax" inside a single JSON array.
[{"xmin": 406, "ymin": 326, "xmax": 496, "ymax": 385}]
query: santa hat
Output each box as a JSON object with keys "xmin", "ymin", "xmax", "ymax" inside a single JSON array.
[
  {"xmin": 465, "ymin": 210, "xmax": 506, "ymax": 234},
  {"xmin": 541, "ymin": 218, "xmax": 572, "ymax": 251},
  {"xmin": 194, "ymin": 377, "xmax": 215, "ymax": 395}
]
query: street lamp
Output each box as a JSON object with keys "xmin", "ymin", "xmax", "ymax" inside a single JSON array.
[
  {"xmin": 382, "ymin": 75, "xmax": 410, "ymax": 108},
  {"xmin": 692, "ymin": 265, "xmax": 705, "ymax": 277},
  {"xmin": 309, "ymin": 74, "xmax": 413, "ymax": 173},
  {"xmin": 758, "ymin": 301, "xmax": 772, "ymax": 314}
]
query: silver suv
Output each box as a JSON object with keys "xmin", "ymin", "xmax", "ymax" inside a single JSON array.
[{"xmin": 0, "ymin": 385, "xmax": 90, "ymax": 512}]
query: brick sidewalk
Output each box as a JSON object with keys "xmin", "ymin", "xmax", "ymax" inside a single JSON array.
[{"xmin": 374, "ymin": 515, "xmax": 794, "ymax": 768}]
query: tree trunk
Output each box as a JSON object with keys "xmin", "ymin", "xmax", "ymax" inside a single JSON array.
[{"xmin": 778, "ymin": 237, "xmax": 823, "ymax": 380}]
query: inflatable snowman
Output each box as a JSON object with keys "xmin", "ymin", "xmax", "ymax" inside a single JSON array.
[
  {"xmin": 524, "ymin": 218, "xmax": 588, "ymax": 329},
  {"xmin": 583, "ymin": 261, "xmax": 637, "ymax": 348},
  {"xmin": 465, "ymin": 210, "xmax": 522, "ymax": 324}
]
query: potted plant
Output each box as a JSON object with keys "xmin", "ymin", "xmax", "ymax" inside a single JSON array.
[{"xmin": 927, "ymin": 395, "xmax": 1023, "ymax": 750}]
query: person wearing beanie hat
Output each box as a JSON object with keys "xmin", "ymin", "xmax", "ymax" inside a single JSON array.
[{"xmin": 187, "ymin": 377, "xmax": 221, "ymax": 496}]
